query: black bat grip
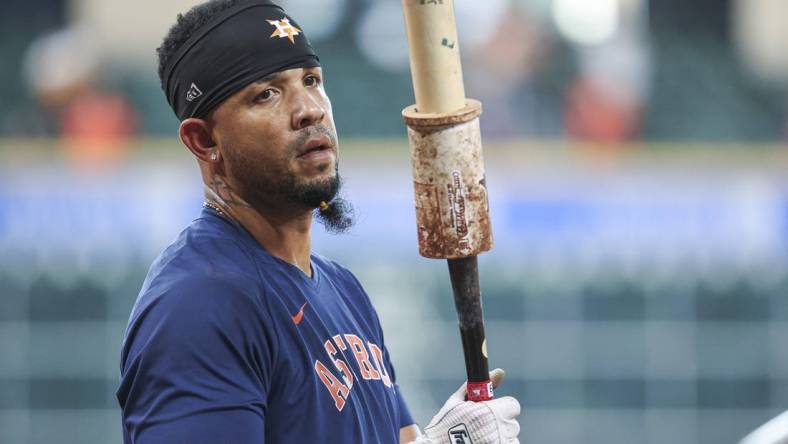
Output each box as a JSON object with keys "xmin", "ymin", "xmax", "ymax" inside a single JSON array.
[{"xmin": 447, "ymin": 256, "xmax": 493, "ymax": 401}]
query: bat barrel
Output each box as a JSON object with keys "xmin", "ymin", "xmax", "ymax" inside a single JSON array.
[{"xmin": 401, "ymin": 0, "xmax": 466, "ymax": 114}]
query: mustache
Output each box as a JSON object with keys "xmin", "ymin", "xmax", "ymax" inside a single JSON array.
[{"xmin": 291, "ymin": 124, "xmax": 337, "ymax": 154}]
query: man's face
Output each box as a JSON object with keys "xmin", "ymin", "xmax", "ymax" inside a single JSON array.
[{"xmin": 209, "ymin": 66, "xmax": 339, "ymax": 210}]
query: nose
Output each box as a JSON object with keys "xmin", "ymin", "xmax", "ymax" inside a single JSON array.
[{"xmin": 291, "ymin": 90, "xmax": 325, "ymax": 130}]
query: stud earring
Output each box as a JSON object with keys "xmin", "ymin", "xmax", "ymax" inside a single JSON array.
[{"xmin": 210, "ymin": 152, "xmax": 218, "ymax": 161}]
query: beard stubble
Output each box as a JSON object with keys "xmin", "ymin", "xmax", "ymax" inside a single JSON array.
[{"xmin": 223, "ymin": 125, "xmax": 354, "ymax": 233}]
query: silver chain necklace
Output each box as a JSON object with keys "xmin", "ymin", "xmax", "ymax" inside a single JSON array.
[{"xmin": 203, "ymin": 201, "xmax": 227, "ymax": 217}]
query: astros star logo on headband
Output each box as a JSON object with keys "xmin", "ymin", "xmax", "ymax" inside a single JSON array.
[{"xmin": 267, "ymin": 17, "xmax": 301, "ymax": 44}]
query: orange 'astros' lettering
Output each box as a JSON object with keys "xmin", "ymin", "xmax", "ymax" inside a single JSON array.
[
  {"xmin": 368, "ymin": 343, "xmax": 392, "ymax": 388},
  {"xmin": 324, "ymin": 339, "xmax": 354, "ymax": 390},
  {"xmin": 332, "ymin": 334, "xmax": 347, "ymax": 350},
  {"xmin": 344, "ymin": 334, "xmax": 381, "ymax": 380},
  {"xmin": 314, "ymin": 334, "xmax": 395, "ymax": 411},
  {"xmin": 314, "ymin": 360, "xmax": 350, "ymax": 411}
]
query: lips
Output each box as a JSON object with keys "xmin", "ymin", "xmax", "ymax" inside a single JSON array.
[{"xmin": 297, "ymin": 134, "xmax": 333, "ymax": 158}]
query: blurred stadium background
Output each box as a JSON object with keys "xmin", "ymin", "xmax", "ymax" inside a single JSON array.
[{"xmin": 2, "ymin": 0, "xmax": 788, "ymax": 443}]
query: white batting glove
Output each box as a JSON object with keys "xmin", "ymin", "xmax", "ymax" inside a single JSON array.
[
  {"xmin": 409, "ymin": 368, "xmax": 521, "ymax": 444},
  {"xmin": 738, "ymin": 410, "xmax": 788, "ymax": 444}
]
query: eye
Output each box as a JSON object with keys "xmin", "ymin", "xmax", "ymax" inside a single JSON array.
[
  {"xmin": 304, "ymin": 74, "xmax": 321, "ymax": 87},
  {"xmin": 254, "ymin": 88, "xmax": 276, "ymax": 103}
]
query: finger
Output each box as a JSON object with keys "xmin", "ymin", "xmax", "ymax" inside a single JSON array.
[
  {"xmin": 486, "ymin": 396, "xmax": 521, "ymax": 418},
  {"xmin": 448, "ymin": 380, "xmax": 469, "ymax": 403},
  {"xmin": 490, "ymin": 368, "xmax": 505, "ymax": 389},
  {"xmin": 500, "ymin": 416, "xmax": 520, "ymax": 438}
]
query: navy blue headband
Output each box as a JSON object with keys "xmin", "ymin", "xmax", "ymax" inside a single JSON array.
[{"xmin": 163, "ymin": 0, "xmax": 320, "ymax": 121}]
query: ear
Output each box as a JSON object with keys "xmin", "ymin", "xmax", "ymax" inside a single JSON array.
[{"xmin": 179, "ymin": 118, "xmax": 218, "ymax": 163}]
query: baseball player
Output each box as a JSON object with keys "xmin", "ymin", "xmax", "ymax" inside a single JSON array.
[{"xmin": 116, "ymin": 1, "xmax": 521, "ymax": 442}]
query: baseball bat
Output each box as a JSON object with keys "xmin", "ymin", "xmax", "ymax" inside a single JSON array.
[{"xmin": 401, "ymin": 0, "xmax": 495, "ymax": 402}]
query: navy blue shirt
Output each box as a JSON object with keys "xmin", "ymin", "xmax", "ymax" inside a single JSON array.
[{"xmin": 117, "ymin": 208, "xmax": 414, "ymax": 443}]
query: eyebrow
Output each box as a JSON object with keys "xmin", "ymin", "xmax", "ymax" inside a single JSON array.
[{"xmin": 254, "ymin": 72, "xmax": 280, "ymax": 85}]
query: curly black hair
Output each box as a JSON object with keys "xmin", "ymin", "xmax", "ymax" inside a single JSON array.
[{"xmin": 156, "ymin": 0, "xmax": 247, "ymax": 90}]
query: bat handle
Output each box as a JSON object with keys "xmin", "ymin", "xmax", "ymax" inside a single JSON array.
[{"xmin": 447, "ymin": 256, "xmax": 493, "ymax": 402}]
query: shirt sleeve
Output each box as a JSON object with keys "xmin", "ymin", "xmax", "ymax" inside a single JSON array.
[
  {"xmin": 117, "ymin": 274, "xmax": 276, "ymax": 443},
  {"xmin": 378, "ymin": 332, "xmax": 415, "ymax": 428}
]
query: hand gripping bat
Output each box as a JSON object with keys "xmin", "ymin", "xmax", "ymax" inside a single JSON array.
[{"xmin": 401, "ymin": 0, "xmax": 495, "ymax": 402}]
